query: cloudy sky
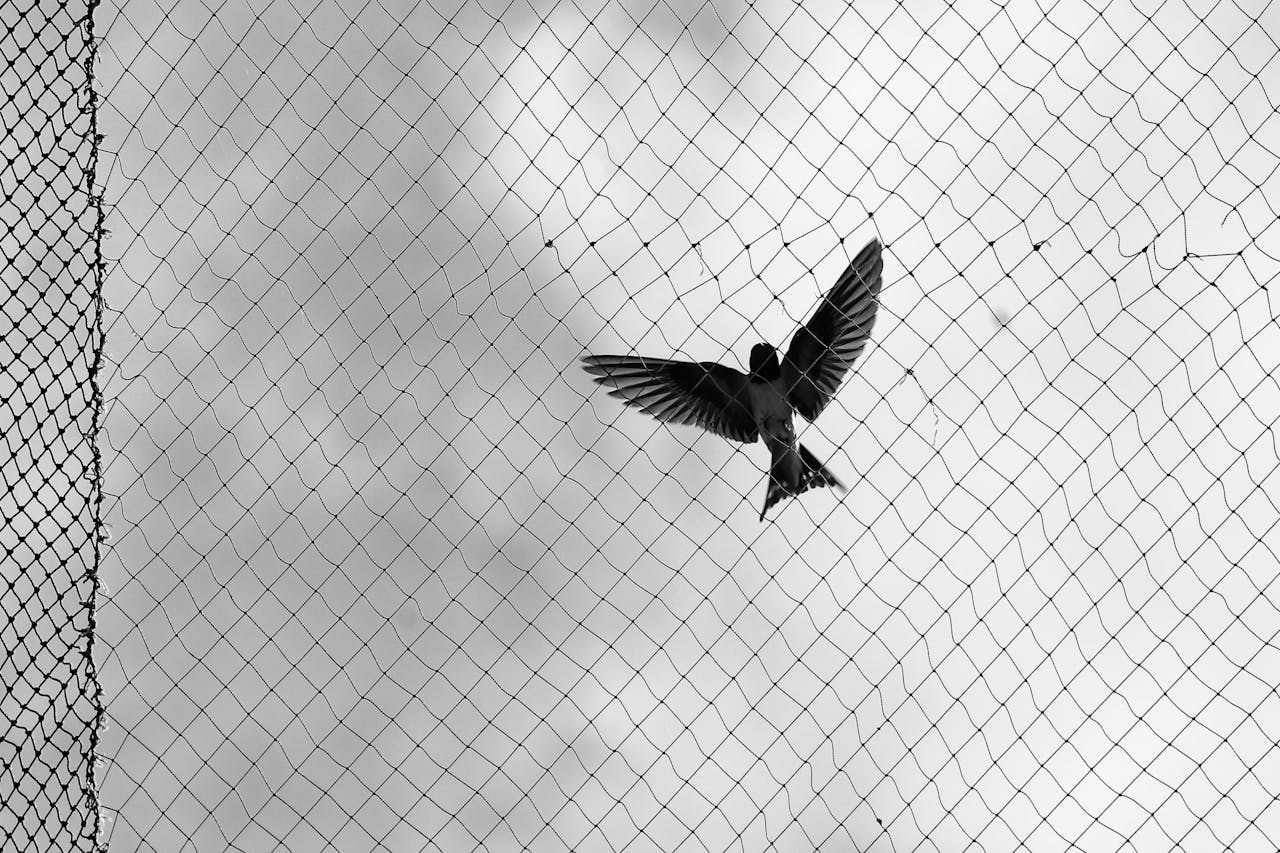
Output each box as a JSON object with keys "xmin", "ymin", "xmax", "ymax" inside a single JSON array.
[{"xmin": 92, "ymin": 0, "xmax": 1280, "ymax": 850}]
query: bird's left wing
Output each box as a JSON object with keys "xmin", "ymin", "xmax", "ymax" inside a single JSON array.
[
  {"xmin": 781, "ymin": 238, "xmax": 884, "ymax": 421},
  {"xmin": 581, "ymin": 355, "xmax": 758, "ymax": 443}
]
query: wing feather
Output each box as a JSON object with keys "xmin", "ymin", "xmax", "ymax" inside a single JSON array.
[
  {"xmin": 582, "ymin": 355, "xmax": 758, "ymax": 443},
  {"xmin": 782, "ymin": 239, "xmax": 884, "ymax": 421}
]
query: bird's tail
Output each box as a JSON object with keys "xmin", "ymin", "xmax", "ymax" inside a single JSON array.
[
  {"xmin": 760, "ymin": 443, "xmax": 845, "ymax": 521},
  {"xmin": 799, "ymin": 443, "xmax": 844, "ymax": 493}
]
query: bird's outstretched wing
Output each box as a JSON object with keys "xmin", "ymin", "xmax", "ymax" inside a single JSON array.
[
  {"xmin": 582, "ymin": 355, "xmax": 758, "ymax": 443},
  {"xmin": 781, "ymin": 238, "xmax": 884, "ymax": 421}
]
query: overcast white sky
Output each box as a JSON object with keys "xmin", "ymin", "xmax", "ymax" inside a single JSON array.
[{"xmin": 93, "ymin": 0, "xmax": 1280, "ymax": 850}]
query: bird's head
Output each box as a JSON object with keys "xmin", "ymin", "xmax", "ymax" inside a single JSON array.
[{"xmin": 748, "ymin": 342, "xmax": 781, "ymax": 379}]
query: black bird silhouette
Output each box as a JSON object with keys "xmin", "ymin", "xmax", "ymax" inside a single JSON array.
[{"xmin": 583, "ymin": 238, "xmax": 884, "ymax": 520}]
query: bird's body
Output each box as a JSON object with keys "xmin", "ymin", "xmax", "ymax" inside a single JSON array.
[
  {"xmin": 743, "ymin": 344, "xmax": 846, "ymax": 519},
  {"xmin": 583, "ymin": 238, "xmax": 884, "ymax": 520}
]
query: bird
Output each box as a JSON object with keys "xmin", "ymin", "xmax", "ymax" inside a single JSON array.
[{"xmin": 582, "ymin": 237, "xmax": 884, "ymax": 520}]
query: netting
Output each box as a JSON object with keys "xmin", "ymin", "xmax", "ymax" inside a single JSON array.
[
  {"xmin": 1, "ymin": 1, "xmax": 105, "ymax": 851},
  {"xmin": 87, "ymin": 0, "xmax": 1280, "ymax": 851}
]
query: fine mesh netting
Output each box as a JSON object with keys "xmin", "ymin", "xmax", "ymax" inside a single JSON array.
[{"xmin": 1, "ymin": 1, "xmax": 106, "ymax": 850}]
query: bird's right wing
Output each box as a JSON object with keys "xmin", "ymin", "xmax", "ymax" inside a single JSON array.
[
  {"xmin": 781, "ymin": 238, "xmax": 884, "ymax": 421},
  {"xmin": 581, "ymin": 355, "xmax": 758, "ymax": 443}
]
